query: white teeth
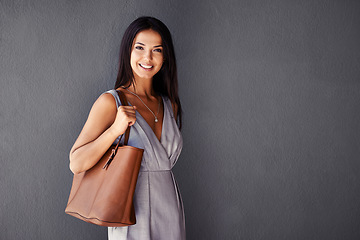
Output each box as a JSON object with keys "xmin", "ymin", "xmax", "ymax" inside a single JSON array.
[{"xmin": 140, "ymin": 64, "xmax": 153, "ymax": 69}]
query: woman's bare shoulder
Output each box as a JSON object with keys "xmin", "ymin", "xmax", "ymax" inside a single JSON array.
[
  {"xmin": 96, "ymin": 91, "xmax": 117, "ymax": 108},
  {"xmin": 85, "ymin": 91, "xmax": 117, "ymax": 125}
]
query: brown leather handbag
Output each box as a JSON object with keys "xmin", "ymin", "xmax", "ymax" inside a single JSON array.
[{"xmin": 65, "ymin": 90, "xmax": 144, "ymax": 227}]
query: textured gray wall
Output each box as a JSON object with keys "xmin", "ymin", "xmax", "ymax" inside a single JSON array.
[{"xmin": 1, "ymin": 0, "xmax": 360, "ymax": 240}]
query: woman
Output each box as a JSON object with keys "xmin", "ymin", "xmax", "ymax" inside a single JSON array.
[{"xmin": 69, "ymin": 16, "xmax": 185, "ymax": 239}]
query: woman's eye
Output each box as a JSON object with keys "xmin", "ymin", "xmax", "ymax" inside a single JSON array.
[
  {"xmin": 135, "ymin": 46, "xmax": 143, "ymax": 50},
  {"xmin": 153, "ymin": 49, "xmax": 162, "ymax": 53}
]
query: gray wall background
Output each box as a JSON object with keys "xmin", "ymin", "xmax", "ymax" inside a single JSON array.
[{"xmin": 1, "ymin": 0, "xmax": 360, "ymax": 239}]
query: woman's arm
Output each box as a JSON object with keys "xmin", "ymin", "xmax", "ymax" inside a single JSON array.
[{"xmin": 69, "ymin": 92, "xmax": 136, "ymax": 174}]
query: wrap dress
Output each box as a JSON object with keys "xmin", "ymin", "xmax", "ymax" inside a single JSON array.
[{"xmin": 102, "ymin": 89, "xmax": 186, "ymax": 240}]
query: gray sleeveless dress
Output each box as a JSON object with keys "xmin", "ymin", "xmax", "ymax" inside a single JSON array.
[{"xmin": 102, "ymin": 89, "xmax": 186, "ymax": 240}]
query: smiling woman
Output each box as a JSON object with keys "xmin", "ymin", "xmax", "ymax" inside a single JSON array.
[{"xmin": 68, "ymin": 16, "xmax": 185, "ymax": 240}]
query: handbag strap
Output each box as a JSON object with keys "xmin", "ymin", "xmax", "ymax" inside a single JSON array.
[
  {"xmin": 111, "ymin": 90, "xmax": 131, "ymax": 150},
  {"xmin": 117, "ymin": 90, "xmax": 131, "ymax": 145}
]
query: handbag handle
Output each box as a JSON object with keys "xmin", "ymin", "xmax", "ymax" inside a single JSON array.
[
  {"xmin": 102, "ymin": 90, "xmax": 132, "ymax": 170},
  {"xmin": 117, "ymin": 90, "xmax": 131, "ymax": 145}
]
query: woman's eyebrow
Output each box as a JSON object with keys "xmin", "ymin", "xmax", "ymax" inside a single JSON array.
[{"xmin": 135, "ymin": 42, "xmax": 162, "ymax": 48}]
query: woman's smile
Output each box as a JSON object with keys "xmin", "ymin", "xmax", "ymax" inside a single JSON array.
[{"xmin": 139, "ymin": 63, "xmax": 154, "ymax": 70}]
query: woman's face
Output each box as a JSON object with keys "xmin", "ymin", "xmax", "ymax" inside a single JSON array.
[{"xmin": 130, "ymin": 29, "xmax": 164, "ymax": 82}]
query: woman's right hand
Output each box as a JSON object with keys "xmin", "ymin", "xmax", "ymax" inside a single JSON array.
[{"xmin": 110, "ymin": 105, "xmax": 137, "ymax": 136}]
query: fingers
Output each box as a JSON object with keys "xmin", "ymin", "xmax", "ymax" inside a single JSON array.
[
  {"xmin": 118, "ymin": 105, "xmax": 136, "ymax": 109},
  {"xmin": 118, "ymin": 106, "xmax": 136, "ymax": 114},
  {"xmin": 118, "ymin": 105, "xmax": 136, "ymax": 111},
  {"xmin": 117, "ymin": 105, "xmax": 137, "ymax": 126}
]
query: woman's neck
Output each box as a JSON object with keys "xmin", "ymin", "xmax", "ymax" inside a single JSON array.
[{"xmin": 128, "ymin": 78, "xmax": 156, "ymax": 98}]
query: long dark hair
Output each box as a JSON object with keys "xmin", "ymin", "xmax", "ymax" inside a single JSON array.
[{"xmin": 114, "ymin": 16, "xmax": 182, "ymax": 129}]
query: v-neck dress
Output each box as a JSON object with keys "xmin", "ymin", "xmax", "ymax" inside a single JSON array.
[{"xmin": 102, "ymin": 89, "xmax": 185, "ymax": 240}]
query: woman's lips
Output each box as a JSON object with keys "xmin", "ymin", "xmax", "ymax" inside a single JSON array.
[{"xmin": 139, "ymin": 63, "xmax": 153, "ymax": 70}]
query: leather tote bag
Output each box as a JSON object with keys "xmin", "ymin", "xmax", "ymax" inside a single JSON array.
[{"xmin": 65, "ymin": 90, "xmax": 144, "ymax": 227}]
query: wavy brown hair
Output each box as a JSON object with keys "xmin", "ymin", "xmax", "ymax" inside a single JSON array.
[{"xmin": 114, "ymin": 16, "xmax": 182, "ymax": 129}]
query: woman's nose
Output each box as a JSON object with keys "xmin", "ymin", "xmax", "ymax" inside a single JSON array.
[{"xmin": 143, "ymin": 50, "xmax": 152, "ymax": 60}]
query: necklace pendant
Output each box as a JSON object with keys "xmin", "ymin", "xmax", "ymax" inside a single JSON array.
[{"xmin": 155, "ymin": 117, "xmax": 158, "ymax": 123}]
